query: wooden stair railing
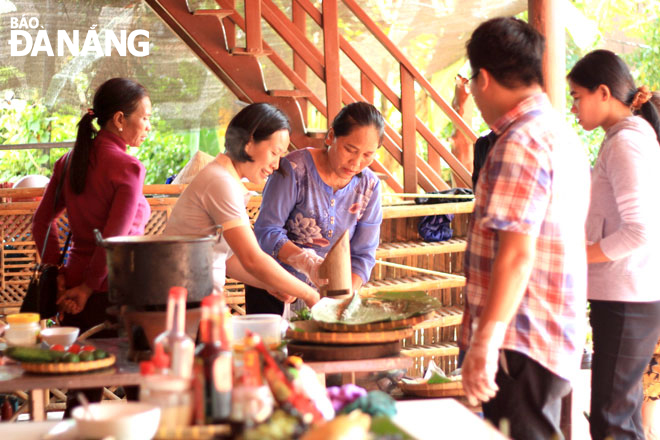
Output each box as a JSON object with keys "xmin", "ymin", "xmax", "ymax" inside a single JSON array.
[{"xmin": 145, "ymin": 0, "xmax": 476, "ymax": 194}]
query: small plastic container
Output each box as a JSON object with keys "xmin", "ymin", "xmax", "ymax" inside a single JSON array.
[
  {"xmin": 231, "ymin": 314, "xmax": 282, "ymax": 351},
  {"xmin": 5, "ymin": 313, "xmax": 40, "ymax": 346},
  {"xmin": 139, "ymin": 374, "xmax": 193, "ymax": 429}
]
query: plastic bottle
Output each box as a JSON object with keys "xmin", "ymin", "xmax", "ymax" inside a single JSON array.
[{"xmin": 154, "ymin": 286, "xmax": 195, "ymax": 379}]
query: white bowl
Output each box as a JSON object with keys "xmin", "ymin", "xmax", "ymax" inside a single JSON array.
[
  {"xmin": 40, "ymin": 327, "xmax": 79, "ymax": 347},
  {"xmin": 72, "ymin": 402, "xmax": 161, "ymax": 440}
]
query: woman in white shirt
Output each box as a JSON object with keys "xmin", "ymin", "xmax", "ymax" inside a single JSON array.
[
  {"xmin": 164, "ymin": 103, "xmax": 319, "ymax": 308},
  {"xmin": 568, "ymin": 49, "xmax": 660, "ymax": 440}
]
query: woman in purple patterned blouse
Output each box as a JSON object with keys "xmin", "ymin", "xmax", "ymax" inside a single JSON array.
[{"xmin": 247, "ymin": 102, "xmax": 385, "ymax": 315}]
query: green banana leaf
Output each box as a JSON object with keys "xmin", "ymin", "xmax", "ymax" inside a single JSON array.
[{"xmin": 311, "ymin": 291, "xmax": 443, "ymax": 325}]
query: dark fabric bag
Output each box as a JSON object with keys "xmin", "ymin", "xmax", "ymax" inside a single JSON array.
[
  {"xmin": 22, "ymin": 264, "xmax": 60, "ymax": 318},
  {"xmin": 415, "ymin": 188, "xmax": 473, "ymax": 243},
  {"xmin": 20, "ymin": 154, "xmax": 71, "ymax": 319},
  {"xmin": 417, "ymin": 214, "xmax": 454, "ymax": 242}
]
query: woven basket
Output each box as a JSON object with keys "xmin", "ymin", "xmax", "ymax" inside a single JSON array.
[{"xmin": 398, "ymin": 379, "xmax": 465, "ymax": 398}]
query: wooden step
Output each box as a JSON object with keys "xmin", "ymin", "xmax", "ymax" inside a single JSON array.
[
  {"xmin": 268, "ymin": 89, "xmax": 312, "ymax": 98},
  {"xmin": 376, "ymin": 238, "xmax": 467, "ymax": 259},
  {"xmin": 401, "ymin": 341, "xmax": 459, "ymax": 358},
  {"xmin": 382, "ymin": 202, "xmax": 474, "ymax": 219},
  {"xmin": 413, "ymin": 306, "xmax": 463, "ymax": 330},
  {"xmin": 362, "ymin": 273, "xmax": 465, "ymax": 295},
  {"xmin": 192, "ymin": 9, "xmax": 233, "ymax": 19}
]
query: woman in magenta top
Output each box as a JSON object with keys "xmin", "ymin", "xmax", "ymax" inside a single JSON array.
[{"xmin": 33, "ymin": 78, "xmax": 151, "ymax": 330}]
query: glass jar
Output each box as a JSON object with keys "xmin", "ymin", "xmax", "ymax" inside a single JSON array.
[
  {"xmin": 139, "ymin": 375, "xmax": 193, "ymax": 429},
  {"xmin": 5, "ymin": 313, "xmax": 40, "ymax": 346}
]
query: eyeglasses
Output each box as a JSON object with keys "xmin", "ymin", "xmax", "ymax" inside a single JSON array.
[{"xmin": 469, "ymin": 71, "xmax": 479, "ymax": 81}]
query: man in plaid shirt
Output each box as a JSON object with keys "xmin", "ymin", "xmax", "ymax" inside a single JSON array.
[{"xmin": 459, "ymin": 17, "xmax": 591, "ymax": 438}]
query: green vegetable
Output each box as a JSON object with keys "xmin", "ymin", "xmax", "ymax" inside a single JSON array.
[
  {"xmin": 339, "ymin": 390, "xmax": 397, "ymax": 417},
  {"xmin": 79, "ymin": 351, "xmax": 95, "ymax": 362},
  {"xmin": 5, "ymin": 346, "xmax": 66, "ymax": 363},
  {"xmin": 427, "ymin": 373, "xmax": 453, "ymax": 384},
  {"xmin": 63, "ymin": 353, "xmax": 80, "ymax": 363},
  {"xmin": 290, "ymin": 307, "xmax": 312, "ymax": 322},
  {"xmin": 93, "ymin": 349, "xmax": 108, "ymax": 360}
]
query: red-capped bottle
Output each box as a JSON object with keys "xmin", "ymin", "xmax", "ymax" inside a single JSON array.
[{"xmin": 154, "ymin": 287, "xmax": 195, "ymax": 380}]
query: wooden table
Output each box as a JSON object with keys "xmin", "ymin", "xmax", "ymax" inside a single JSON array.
[{"xmin": 0, "ymin": 339, "xmax": 411, "ymax": 421}]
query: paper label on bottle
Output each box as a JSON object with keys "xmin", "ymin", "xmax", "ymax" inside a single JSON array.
[{"xmin": 213, "ymin": 355, "xmax": 232, "ymax": 393}]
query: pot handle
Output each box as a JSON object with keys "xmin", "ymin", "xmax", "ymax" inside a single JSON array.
[
  {"xmin": 214, "ymin": 224, "xmax": 223, "ymax": 243},
  {"xmin": 93, "ymin": 229, "xmax": 107, "ymax": 247}
]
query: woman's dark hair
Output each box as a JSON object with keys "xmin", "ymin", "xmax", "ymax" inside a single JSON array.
[
  {"xmin": 466, "ymin": 17, "xmax": 545, "ymax": 88},
  {"xmin": 70, "ymin": 78, "xmax": 148, "ymax": 194},
  {"xmin": 330, "ymin": 102, "xmax": 385, "ymax": 143},
  {"xmin": 224, "ymin": 103, "xmax": 291, "ymax": 163},
  {"xmin": 568, "ymin": 50, "xmax": 660, "ymax": 142}
]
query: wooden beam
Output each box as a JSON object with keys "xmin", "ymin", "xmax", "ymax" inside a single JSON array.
[
  {"xmin": 529, "ymin": 0, "xmax": 566, "ymax": 111},
  {"xmin": 292, "ymin": 0, "xmax": 308, "ymax": 124},
  {"xmin": 401, "ymin": 66, "xmax": 417, "ymax": 193},
  {"xmin": 322, "ymin": 0, "xmax": 341, "ymax": 124},
  {"xmin": 361, "ymin": 73, "xmax": 374, "ymax": 104}
]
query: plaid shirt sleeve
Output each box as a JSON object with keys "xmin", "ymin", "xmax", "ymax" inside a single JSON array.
[{"xmin": 480, "ymin": 136, "xmax": 552, "ymax": 236}]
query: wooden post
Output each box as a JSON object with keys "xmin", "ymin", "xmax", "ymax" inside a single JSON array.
[
  {"xmin": 322, "ymin": 0, "xmax": 341, "ymax": 125},
  {"xmin": 528, "ymin": 0, "xmax": 566, "ymax": 111},
  {"xmin": 292, "ymin": 0, "xmax": 308, "ymax": 124},
  {"xmin": 245, "ymin": 0, "xmax": 262, "ymax": 53},
  {"xmin": 224, "ymin": 0, "xmax": 236, "ymax": 49},
  {"xmin": 400, "ymin": 65, "xmax": 417, "ymax": 194},
  {"xmin": 529, "ymin": 2, "xmax": 570, "ymax": 438}
]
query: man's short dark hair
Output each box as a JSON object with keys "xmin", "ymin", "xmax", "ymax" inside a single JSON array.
[{"xmin": 467, "ymin": 17, "xmax": 545, "ymax": 89}]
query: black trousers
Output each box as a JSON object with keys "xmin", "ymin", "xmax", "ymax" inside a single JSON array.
[
  {"xmin": 589, "ymin": 299, "xmax": 660, "ymax": 440},
  {"xmin": 62, "ymin": 290, "xmax": 120, "ymax": 418},
  {"xmin": 244, "ymin": 284, "xmax": 284, "ymax": 315},
  {"xmin": 482, "ymin": 350, "xmax": 571, "ymax": 440}
]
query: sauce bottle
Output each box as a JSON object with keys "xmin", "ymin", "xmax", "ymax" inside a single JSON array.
[{"xmin": 194, "ymin": 294, "xmax": 232, "ymax": 423}]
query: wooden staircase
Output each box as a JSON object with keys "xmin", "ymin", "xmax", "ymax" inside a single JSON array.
[{"xmin": 144, "ymin": 0, "xmax": 477, "ymax": 194}]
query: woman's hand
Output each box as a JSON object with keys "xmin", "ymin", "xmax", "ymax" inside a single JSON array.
[
  {"xmin": 303, "ymin": 289, "xmax": 321, "ymax": 308},
  {"xmin": 267, "ymin": 289, "xmax": 296, "ymax": 304},
  {"xmin": 57, "ymin": 283, "xmax": 93, "ymax": 315},
  {"xmin": 286, "ymin": 248, "xmax": 328, "ymax": 288}
]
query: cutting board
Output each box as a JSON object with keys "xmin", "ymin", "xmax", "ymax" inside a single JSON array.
[
  {"xmin": 287, "ymin": 340, "xmax": 400, "ymax": 361},
  {"xmin": 315, "ymin": 312, "xmax": 432, "ymax": 332}
]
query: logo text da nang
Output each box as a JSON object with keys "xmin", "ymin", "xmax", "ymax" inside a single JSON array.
[{"xmin": 9, "ymin": 16, "xmax": 149, "ymax": 57}]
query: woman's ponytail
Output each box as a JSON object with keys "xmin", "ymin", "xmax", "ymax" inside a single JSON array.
[
  {"xmin": 635, "ymin": 90, "xmax": 660, "ymax": 144},
  {"xmin": 69, "ymin": 112, "xmax": 98, "ymax": 194}
]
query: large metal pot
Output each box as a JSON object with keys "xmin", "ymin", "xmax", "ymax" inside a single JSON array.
[{"xmin": 94, "ymin": 229, "xmax": 218, "ymax": 306}]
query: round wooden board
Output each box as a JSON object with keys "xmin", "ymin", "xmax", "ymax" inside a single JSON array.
[
  {"xmin": 19, "ymin": 354, "xmax": 116, "ymax": 374},
  {"xmin": 398, "ymin": 380, "xmax": 465, "ymax": 398},
  {"xmin": 287, "ymin": 341, "xmax": 401, "ymax": 361},
  {"xmin": 314, "ymin": 312, "xmax": 433, "ymax": 332},
  {"xmin": 287, "ymin": 320, "xmax": 413, "ymax": 345}
]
